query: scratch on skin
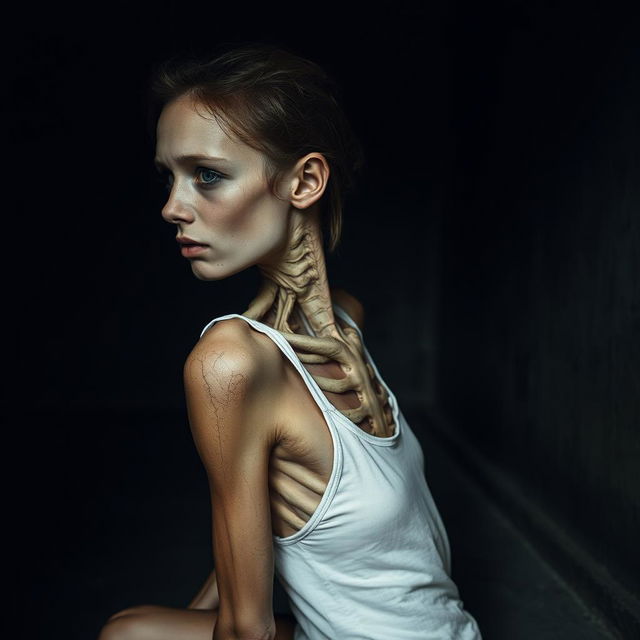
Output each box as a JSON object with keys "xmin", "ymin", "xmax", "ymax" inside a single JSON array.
[
  {"xmin": 196, "ymin": 351, "xmax": 246, "ymax": 470},
  {"xmin": 195, "ymin": 349, "xmax": 269, "ymax": 582}
]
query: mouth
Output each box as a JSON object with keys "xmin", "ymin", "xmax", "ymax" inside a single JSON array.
[
  {"xmin": 177, "ymin": 236, "xmax": 209, "ymax": 248},
  {"xmin": 176, "ymin": 236, "xmax": 209, "ymax": 257},
  {"xmin": 181, "ymin": 245, "xmax": 208, "ymax": 257}
]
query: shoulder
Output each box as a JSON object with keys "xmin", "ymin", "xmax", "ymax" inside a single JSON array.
[
  {"xmin": 330, "ymin": 287, "xmax": 365, "ymax": 330},
  {"xmin": 184, "ymin": 317, "xmax": 285, "ymax": 429},
  {"xmin": 187, "ymin": 316, "xmax": 283, "ymax": 381}
]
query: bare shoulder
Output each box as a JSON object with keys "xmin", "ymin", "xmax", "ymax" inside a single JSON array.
[
  {"xmin": 330, "ymin": 287, "xmax": 365, "ymax": 330},
  {"xmin": 188, "ymin": 316, "xmax": 283, "ymax": 377},
  {"xmin": 184, "ymin": 317, "xmax": 286, "ymax": 432}
]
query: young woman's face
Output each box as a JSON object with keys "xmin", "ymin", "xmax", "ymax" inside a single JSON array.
[{"xmin": 154, "ymin": 94, "xmax": 291, "ymax": 280}]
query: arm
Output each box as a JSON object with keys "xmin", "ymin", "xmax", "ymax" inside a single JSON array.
[
  {"xmin": 188, "ymin": 568, "xmax": 220, "ymax": 610},
  {"xmin": 184, "ymin": 320, "xmax": 280, "ymax": 640}
]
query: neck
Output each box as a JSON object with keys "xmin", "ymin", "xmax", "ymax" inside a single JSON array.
[{"xmin": 243, "ymin": 207, "xmax": 340, "ymax": 339}]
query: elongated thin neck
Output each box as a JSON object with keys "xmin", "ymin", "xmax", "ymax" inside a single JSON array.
[{"xmin": 243, "ymin": 207, "xmax": 341, "ymax": 339}]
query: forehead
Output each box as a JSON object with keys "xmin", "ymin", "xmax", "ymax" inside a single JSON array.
[{"xmin": 155, "ymin": 94, "xmax": 258, "ymax": 165}]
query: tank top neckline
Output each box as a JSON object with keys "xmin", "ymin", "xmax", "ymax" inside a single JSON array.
[
  {"xmin": 199, "ymin": 301, "xmax": 402, "ymax": 446},
  {"xmin": 325, "ymin": 302, "xmax": 401, "ymax": 443}
]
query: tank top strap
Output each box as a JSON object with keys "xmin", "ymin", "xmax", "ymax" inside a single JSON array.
[
  {"xmin": 331, "ymin": 301, "xmax": 359, "ymax": 332},
  {"xmin": 330, "ymin": 302, "xmax": 403, "ymax": 444},
  {"xmin": 199, "ymin": 313, "xmax": 337, "ymax": 416},
  {"xmin": 200, "ymin": 303, "xmax": 402, "ymax": 446}
]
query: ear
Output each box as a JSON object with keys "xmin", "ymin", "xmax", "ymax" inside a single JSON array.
[{"xmin": 286, "ymin": 153, "xmax": 330, "ymax": 210}]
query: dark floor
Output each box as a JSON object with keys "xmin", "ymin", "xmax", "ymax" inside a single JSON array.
[
  {"xmin": 18, "ymin": 407, "xmax": 617, "ymax": 639},
  {"xmin": 413, "ymin": 413, "xmax": 617, "ymax": 640}
]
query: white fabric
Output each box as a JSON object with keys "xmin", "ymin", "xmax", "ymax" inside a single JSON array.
[{"xmin": 200, "ymin": 303, "xmax": 482, "ymax": 639}]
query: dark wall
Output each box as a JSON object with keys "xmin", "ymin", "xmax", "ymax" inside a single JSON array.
[
  {"xmin": 9, "ymin": 3, "xmax": 640, "ymax": 637},
  {"xmin": 6, "ymin": 7, "xmax": 450, "ymax": 415},
  {"xmin": 9, "ymin": 15, "xmax": 454, "ymax": 637},
  {"xmin": 438, "ymin": 2, "xmax": 640, "ymax": 600}
]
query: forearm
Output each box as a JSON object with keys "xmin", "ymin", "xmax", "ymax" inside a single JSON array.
[{"xmin": 188, "ymin": 568, "xmax": 220, "ymax": 610}]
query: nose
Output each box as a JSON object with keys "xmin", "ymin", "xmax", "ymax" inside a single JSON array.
[{"xmin": 161, "ymin": 183, "xmax": 195, "ymax": 225}]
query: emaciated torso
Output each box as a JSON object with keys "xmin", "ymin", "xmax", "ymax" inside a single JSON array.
[{"xmin": 259, "ymin": 298, "xmax": 395, "ymax": 538}]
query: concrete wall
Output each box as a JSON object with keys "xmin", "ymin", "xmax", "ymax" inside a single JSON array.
[{"xmin": 437, "ymin": 2, "xmax": 640, "ymax": 608}]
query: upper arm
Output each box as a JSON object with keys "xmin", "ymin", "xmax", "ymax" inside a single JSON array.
[{"xmin": 184, "ymin": 319, "xmax": 278, "ymax": 639}]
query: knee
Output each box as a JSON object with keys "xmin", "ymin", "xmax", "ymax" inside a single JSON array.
[
  {"xmin": 98, "ymin": 605, "xmax": 162, "ymax": 640},
  {"xmin": 106, "ymin": 605, "xmax": 165, "ymax": 623}
]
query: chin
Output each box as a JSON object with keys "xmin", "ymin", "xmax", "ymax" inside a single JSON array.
[{"xmin": 190, "ymin": 259, "xmax": 250, "ymax": 281}]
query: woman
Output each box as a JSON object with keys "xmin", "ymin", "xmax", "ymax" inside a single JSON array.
[{"xmin": 98, "ymin": 44, "xmax": 481, "ymax": 640}]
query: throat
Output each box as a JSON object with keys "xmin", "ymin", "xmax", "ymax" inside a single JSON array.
[{"xmin": 243, "ymin": 209, "xmax": 341, "ymax": 340}]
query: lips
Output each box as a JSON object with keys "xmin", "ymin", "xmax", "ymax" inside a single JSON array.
[{"xmin": 176, "ymin": 236, "xmax": 208, "ymax": 247}]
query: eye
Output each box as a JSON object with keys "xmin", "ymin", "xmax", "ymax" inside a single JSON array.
[{"xmin": 195, "ymin": 167, "xmax": 223, "ymax": 187}]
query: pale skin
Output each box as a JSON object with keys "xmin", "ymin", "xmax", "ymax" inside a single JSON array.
[{"xmin": 98, "ymin": 94, "xmax": 394, "ymax": 640}]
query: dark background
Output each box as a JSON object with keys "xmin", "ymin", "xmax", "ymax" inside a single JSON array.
[{"xmin": 6, "ymin": 2, "xmax": 640, "ymax": 639}]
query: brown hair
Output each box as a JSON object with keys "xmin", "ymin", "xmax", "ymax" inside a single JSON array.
[{"xmin": 148, "ymin": 43, "xmax": 365, "ymax": 253}]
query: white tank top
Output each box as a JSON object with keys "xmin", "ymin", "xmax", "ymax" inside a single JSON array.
[{"xmin": 200, "ymin": 302, "xmax": 482, "ymax": 640}]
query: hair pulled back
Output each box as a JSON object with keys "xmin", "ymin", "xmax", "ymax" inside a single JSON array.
[{"xmin": 148, "ymin": 43, "xmax": 365, "ymax": 253}]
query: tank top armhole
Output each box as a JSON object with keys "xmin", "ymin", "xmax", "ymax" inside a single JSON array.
[{"xmin": 198, "ymin": 312, "xmax": 345, "ymax": 545}]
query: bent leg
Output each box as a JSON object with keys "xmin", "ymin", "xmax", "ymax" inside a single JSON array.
[
  {"xmin": 98, "ymin": 605, "xmax": 296, "ymax": 640},
  {"xmin": 98, "ymin": 605, "xmax": 215, "ymax": 640}
]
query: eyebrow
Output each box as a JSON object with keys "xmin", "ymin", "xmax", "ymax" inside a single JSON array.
[{"xmin": 154, "ymin": 154, "xmax": 231, "ymax": 170}]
